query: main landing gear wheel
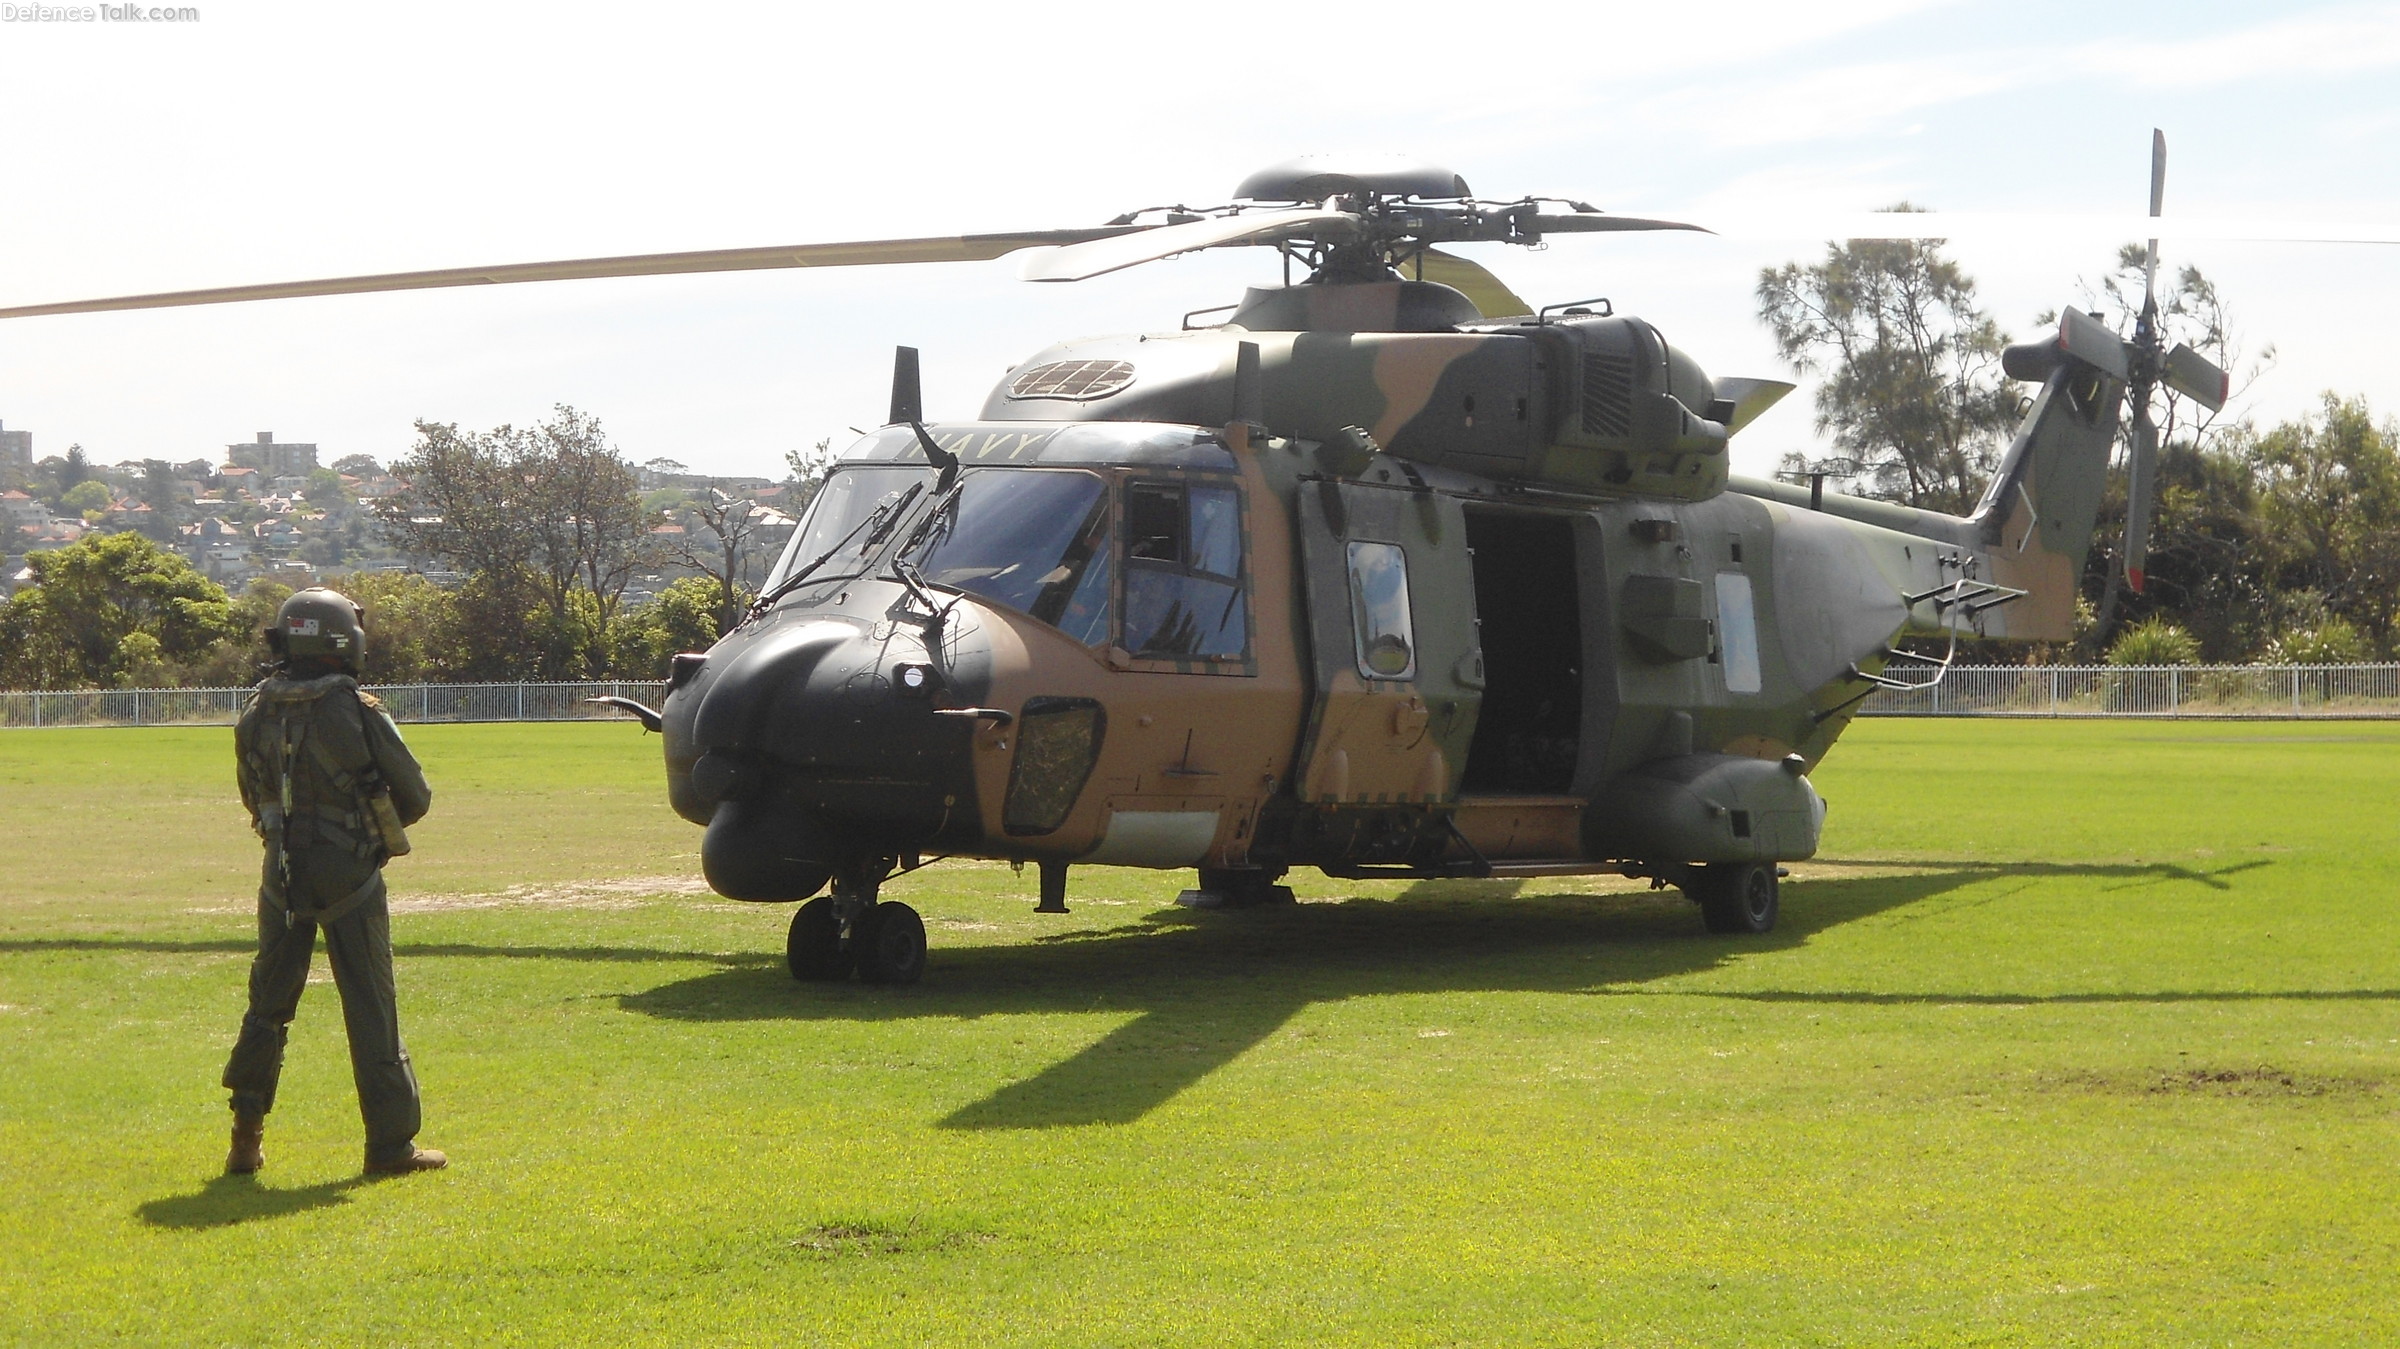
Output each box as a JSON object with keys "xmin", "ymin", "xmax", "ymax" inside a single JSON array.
[
  {"xmin": 1693, "ymin": 862, "xmax": 1779, "ymax": 935},
  {"xmin": 852, "ymin": 902, "xmax": 927, "ymax": 985},
  {"xmin": 787, "ymin": 897, "xmax": 851, "ymax": 981}
]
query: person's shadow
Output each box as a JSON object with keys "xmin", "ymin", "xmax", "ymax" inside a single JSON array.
[
  {"xmin": 619, "ymin": 859, "xmax": 2279, "ymax": 1131},
  {"xmin": 138, "ymin": 1174, "xmax": 363, "ymax": 1230}
]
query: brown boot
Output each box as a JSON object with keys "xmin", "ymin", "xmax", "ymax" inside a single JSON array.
[
  {"xmin": 364, "ymin": 1145, "xmax": 448, "ymax": 1176},
  {"xmin": 225, "ymin": 1116, "xmax": 265, "ymax": 1176}
]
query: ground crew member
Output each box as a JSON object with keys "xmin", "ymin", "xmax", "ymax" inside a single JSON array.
[{"xmin": 220, "ymin": 587, "xmax": 444, "ymax": 1177}]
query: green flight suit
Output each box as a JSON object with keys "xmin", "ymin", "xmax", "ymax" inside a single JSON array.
[{"xmin": 221, "ymin": 672, "xmax": 434, "ymax": 1165}]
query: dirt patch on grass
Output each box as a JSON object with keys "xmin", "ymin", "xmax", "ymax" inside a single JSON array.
[
  {"xmin": 389, "ymin": 875, "xmax": 713, "ymax": 913},
  {"xmin": 788, "ymin": 1222, "xmax": 994, "ymax": 1258},
  {"xmin": 181, "ymin": 874, "xmax": 712, "ymax": 916},
  {"xmin": 2047, "ymin": 1065, "xmax": 2384, "ymax": 1098}
]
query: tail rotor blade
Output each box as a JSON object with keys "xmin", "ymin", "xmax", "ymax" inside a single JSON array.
[
  {"xmin": 2161, "ymin": 342, "xmax": 2230, "ymax": 412},
  {"xmin": 2143, "ymin": 128, "xmax": 2166, "ymax": 312},
  {"xmin": 2124, "ymin": 418, "xmax": 2159, "ymax": 594}
]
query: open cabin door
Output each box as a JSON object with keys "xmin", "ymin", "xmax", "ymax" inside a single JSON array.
[{"xmin": 1293, "ymin": 479, "xmax": 1484, "ymax": 805}]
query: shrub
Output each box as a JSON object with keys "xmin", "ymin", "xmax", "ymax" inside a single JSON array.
[
  {"xmin": 2105, "ymin": 616, "xmax": 2201, "ymax": 666},
  {"xmin": 2262, "ymin": 617, "xmax": 2371, "ymax": 665}
]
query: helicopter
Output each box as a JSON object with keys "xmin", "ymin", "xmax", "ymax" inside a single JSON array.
[{"xmin": 1, "ymin": 149, "xmax": 2236, "ymax": 986}]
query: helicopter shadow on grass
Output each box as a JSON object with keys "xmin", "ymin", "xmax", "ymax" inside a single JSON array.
[{"xmin": 615, "ymin": 860, "xmax": 2197, "ymax": 1131}]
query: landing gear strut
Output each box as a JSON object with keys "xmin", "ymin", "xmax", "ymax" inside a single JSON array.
[{"xmin": 786, "ymin": 857, "xmax": 925, "ymax": 984}]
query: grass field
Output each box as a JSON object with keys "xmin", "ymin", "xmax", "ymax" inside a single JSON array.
[{"xmin": 2, "ymin": 719, "xmax": 2396, "ymax": 1346}]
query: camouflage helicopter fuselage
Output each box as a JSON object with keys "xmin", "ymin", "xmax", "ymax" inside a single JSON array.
[{"xmin": 661, "ymin": 278, "xmax": 2124, "ymax": 911}]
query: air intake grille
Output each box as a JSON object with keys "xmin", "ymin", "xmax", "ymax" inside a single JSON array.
[
  {"xmin": 1008, "ymin": 359, "xmax": 1136, "ymax": 401},
  {"xmin": 1581, "ymin": 351, "xmax": 1635, "ymax": 436}
]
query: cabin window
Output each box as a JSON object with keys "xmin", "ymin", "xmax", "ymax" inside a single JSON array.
[
  {"xmin": 1346, "ymin": 540, "xmax": 1417, "ymax": 680},
  {"xmin": 1716, "ymin": 570, "xmax": 1761, "ymax": 694},
  {"xmin": 910, "ymin": 469, "xmax": 1113, "ymax": 642},
  {"xmin": 1122, "ymin": 481, "xmax": 1249, "ymax": 660}
]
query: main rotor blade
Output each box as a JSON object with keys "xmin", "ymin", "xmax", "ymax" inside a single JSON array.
[
  {"xmin": 1517, "ymin": 212, "xmax": 1711, "ymax": 236},
  {"xmin": 0, "ymin": 227, "xmax": 1144, "ymax": 320},
  {"xmin": 1697, "ymin": 211, "xmax": 2400, "ymax": 245},
  {"xmin": 1017, "ymin": 207, "xmax": 1360, "ymax": 282},
  {"xmin": 1414, "ymin": 248, "xmax": 1531, "ymax": 318}
]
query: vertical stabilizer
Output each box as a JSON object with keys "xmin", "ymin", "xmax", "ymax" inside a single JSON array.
[{"xmin": 1967, "ymin": 309, "xmax": 2129, "ymax": 640}]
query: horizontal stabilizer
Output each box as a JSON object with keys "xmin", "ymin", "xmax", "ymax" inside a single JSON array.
[
  {"xmin": 2055, "ymin": 307, "xmax": 2130, "ymax": 380},
  {"xmin": 2161, "ymin": 342, "xmax": 2229, "ymax": 412}
]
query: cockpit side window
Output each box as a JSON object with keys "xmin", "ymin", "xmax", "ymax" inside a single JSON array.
[{"xmin": 1121, "ymin": 480, "xmax": 1249, "ymax": 661}]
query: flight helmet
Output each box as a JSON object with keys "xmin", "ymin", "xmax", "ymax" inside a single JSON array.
[{"xmin": 273, "ymin": 587, "xmax": 367, "ymax": 671}]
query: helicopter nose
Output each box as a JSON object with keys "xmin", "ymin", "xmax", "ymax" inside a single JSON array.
[{"xmin": 663, "ymin": 606, "xmax": 992, "ymax": 898}]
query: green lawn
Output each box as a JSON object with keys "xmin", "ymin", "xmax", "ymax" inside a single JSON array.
[{"xmin": 2, "ymin": 719, "xmax": 2395, "ymax": 1345}]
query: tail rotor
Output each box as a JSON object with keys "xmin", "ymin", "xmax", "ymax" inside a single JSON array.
[{"xmin": 2116, "ymin": 129, "xmax": 2228, "ymax": 597}]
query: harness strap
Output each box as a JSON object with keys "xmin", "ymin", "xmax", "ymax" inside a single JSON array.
[{"xmin": 291, "ymin": 869, "xmax": 383, "ymax": 928}]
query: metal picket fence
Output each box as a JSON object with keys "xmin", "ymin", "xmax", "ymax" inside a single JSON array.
[
  {"xmin": 1859, "ymin": 664, "xmax": 2400, "ymax": 719},
  {"xmin": 5, "ymin": 667, "xmax": 2398, "ymax": 728},
  {"xmin": 0, "ymin": 681, "xmax": 669, "ymax": 729}
]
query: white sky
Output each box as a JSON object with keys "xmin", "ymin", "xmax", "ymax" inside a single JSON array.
[{"xmin": 1, "ymin": 0, "xmax": 2395, "ymax": 480}]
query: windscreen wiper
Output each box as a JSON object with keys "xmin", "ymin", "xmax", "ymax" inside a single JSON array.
[{"xmin": 747, "ymin": 481, "xmax": 925, "ymax": 620}]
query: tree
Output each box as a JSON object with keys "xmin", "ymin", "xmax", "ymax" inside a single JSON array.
[
  {"xmin": 524, "ymin": 406, "xmax": 649, "ymax": 667},
  {"xmin": 783, "ymin": 437, "xmax": 836, "ymax": 518},
  {"xmin": 336, "ymin": 571, "xmax": 462, "ymax": 683},
  {"xmin": 1757, "ymin": 211, "xmax": 2018, "ymax": 514},
  {"xmin": 373, "ymin": 405, "xmax": 650, "ymax": 678},
  {"xmin": 0, "ymin": 533, "xmax": 242, "ymax": 688},
  {"xmin": 663, "ymin": 486, "xmax": 768, "ymax": 635},
  {"xmin": 304, "ymin": 467, "xmax": 351, "ymax": 506},
  {"xmin": 2247, "ymin": 395, "xmax": 2400, "ymax": 648},
  {"xmin": 2080, "ymin": 439, "xmax": 2271, "ymax": 661},
  {"xmin": 330, "ymin": 453, "xmax": 384, "ymax": 479},
  {"xmin": 610, "ymin": 576, "xmax": 730, "ymax": 677},
  {"xmin": 45, "ymin": 444, "xmax": 95, "ymax": 505},
  {"xmin": 61, "ymin": 480, "xmax": 113, "ymax": 517},
  {"xmin": 136, "ymin": 459, "xmax": 190, "ymax": 533}
]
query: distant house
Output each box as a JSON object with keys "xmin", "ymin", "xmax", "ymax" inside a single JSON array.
[
  {"xmin": 181, "ymin": 516, "xmax": 252, "ymax": 582},
  {"xmin": 0, "ymin": 489, "xmax": 43, "ymax": 531}
]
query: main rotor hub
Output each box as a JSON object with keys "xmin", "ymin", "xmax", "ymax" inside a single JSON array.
[{"xmin": 1233, "ymin": 155, "xmax": 1473, "ymax": 205}]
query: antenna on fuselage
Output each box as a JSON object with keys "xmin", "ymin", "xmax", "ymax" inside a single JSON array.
[
  {"xmin": 890, "ymin": 344, "xmax": 961, "ymax": 488},
  {"xmin": 889, "ymin": 345, "xmax": 923, "ymax": 424}
]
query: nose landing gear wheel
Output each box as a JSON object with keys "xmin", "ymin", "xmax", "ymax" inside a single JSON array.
[
  {"xmin": 853, "ymin": 902, "xmax": 927, "ymax": 985},
  {"xmin": 1692, "ymin": 862, "xmax": 1779, "ymax": 935},
  {"xmin": 787, "ymin": 896, "xmax": 852, "ymax": 981}
]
